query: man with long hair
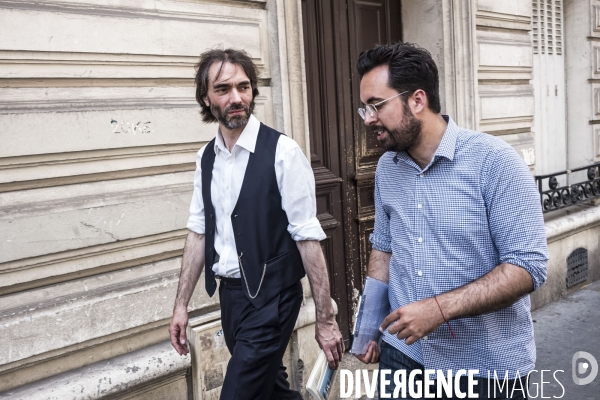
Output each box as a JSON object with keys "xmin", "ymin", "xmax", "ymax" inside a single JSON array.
[{"xmin": 169, "ymin": 48, "xmax": 343, "ymax": 400}]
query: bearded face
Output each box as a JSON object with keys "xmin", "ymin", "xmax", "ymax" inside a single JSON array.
[
  {"xmin": 210, "ymin": 99, "xmax": 255, "ymax": 130},
  {"xmin": 371, "ymin": 101, "xmax": 422, "ymax": 153}
]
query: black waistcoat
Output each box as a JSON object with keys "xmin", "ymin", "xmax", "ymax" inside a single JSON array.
[{"xmin": 201, "ymin": 123, "xmax": 306, "ymax": 308}]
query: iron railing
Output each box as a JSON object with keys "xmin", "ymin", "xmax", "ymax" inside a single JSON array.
[{"xmin": 535, "ymin": 163, "xmax": 600, "ymax": 213}]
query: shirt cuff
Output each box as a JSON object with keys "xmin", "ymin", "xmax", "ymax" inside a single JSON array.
[
  {"xmin": 502, "ymin": 257, "xmax": 548, "ymax": 291},
  {"xmin": 288, "ymin": 217, "xmax": 326, "ymax": 241},
  {"xmin": 186, "ymin": 216, "xmax": 205, "ymax": 235},
  {"xmin": 370, "ymin": 232, "xmax": 392, "ymax": 253}
]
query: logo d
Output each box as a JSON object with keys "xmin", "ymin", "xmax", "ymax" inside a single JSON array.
[{"xmin": 572, "ymin": 351, "xmax": 598, "ymax": 385}]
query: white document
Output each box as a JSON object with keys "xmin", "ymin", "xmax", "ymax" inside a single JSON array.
[
  {"xmin": 350, "ymin": 276, "xmax": 390, "ymax": 356},
  {"xmin": 306, "ymin": 350, "xmax": 336, "ymax": 400}
]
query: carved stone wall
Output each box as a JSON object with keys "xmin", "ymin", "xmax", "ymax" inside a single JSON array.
[
  {"xmin": 475, "ymin": 0, "xmax": 537, "ymax": 169},
  {"xmin": 0, "ymin": 1, "xmax": 317, "ymax": 398},
  {"xmin": 402, "ymin": 0, "xmax": 478, "ymax": 130},
  {"xmin": 403, "ymin": 0, "xmax": 535, "ymax": 166}
]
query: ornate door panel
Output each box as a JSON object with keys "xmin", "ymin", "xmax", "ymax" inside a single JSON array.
[
  {"xmin": 348, "ymin": 0, "xmax": 402, "ymax": 281},
  {"xmin": 301, "ymin": 0, "xmax": 401, "ymax": 340},
  {"xmin": 301, "ymin": 0, "xmax": 350, "ymax": 342}
]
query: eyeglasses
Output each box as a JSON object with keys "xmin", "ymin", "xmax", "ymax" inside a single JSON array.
[{"xmin": 358, "ymin": 91, "xmax": 409, "ymax": 120}]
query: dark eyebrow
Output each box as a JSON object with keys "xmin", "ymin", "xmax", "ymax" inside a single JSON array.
[
  {"xmin": 213, "ymin": 80, "xmax": 251, "ymax": 90},
  {"xmin": 213, "ymin": 82, "xmax": 232, "ymax": 90},
  {"xmin": 363, "ymin": 96, "xmax": 383, "ymax": 105}
]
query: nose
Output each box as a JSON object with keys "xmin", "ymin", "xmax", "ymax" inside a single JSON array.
[
  {"xmin": 363, "ymin": 110, "xmax": 377, "ymax": 126},
  {"xmin": 229, "ymin": 88, "xmax": 242, "ymax": 104}
]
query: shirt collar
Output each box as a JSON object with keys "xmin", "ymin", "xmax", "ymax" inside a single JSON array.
[
  {"xmin": 393, "ymin": 114, "xmax": 458, "ymax": 167},
  {"xmin": 434, "ymin": 115, "xmax": 458, "ymax": 162},
  {"xmin": 213, "ymin": 114, "xmax": 260, "ymax": 154}
]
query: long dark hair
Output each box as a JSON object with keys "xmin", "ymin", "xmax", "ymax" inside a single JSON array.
[
  {"xmin": 357, "ymin": 42, "xmax": 441, "ymax": 113},
  {"xmin": 194, "ymin": 48, "xmax": 260, "ymax": 123}
]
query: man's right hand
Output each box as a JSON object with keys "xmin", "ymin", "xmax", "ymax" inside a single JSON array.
[
  {"xmin": 169, "ymin": 306, "xmax": 190, "ymax": 355},
  {"xmin": 356, "ymin": 341, "xmax": 379, "ymax": 364},
  {"xmin": 169, "ymin": 232, "xmax": 205, "ymax": 356}
]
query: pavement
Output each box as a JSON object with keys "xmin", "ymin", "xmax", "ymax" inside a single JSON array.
[
  {"xmin": 326, "ymin": 279, "xmax": 600, "ymax": 400},
  {"xmin": 533, "ymin": 278, "xmax": 600, "ymax": 400}
]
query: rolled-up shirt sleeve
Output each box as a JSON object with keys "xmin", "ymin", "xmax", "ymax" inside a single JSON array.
[
  {"xmin": 482, "ymin": 146, "xmax": 549, "ymax": 291},
  {"xmin": 275, "ymin": 139, "xmax": 326, "ymax": 241},
  {"xmin": 370, "ymin": 161, "xmax": 392, "ymax": 253},
  {"xmin": 186, "ymin": 145, "xmax": 208, "ymax": 235}
]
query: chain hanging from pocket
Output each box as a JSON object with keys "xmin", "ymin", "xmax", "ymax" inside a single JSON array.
[{"xmin": 238, "ymin": 253, "xmax": 267, "ymax": 299}]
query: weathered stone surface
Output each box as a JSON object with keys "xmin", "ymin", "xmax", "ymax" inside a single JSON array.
[
  {"xmin": 0, "ymin": 341, "xmax": 190, "ymax": 400},
  {"xmin": 0, "ymin": 178, "xmax": 192, "ymax": 263},
  {"xmin": 478, "ymin": 0, "xmax": 531, "ymax": 17},
  {"xmin": 0, "ymin": 2, "xmax": 269, "ymax": 67},
  {"xmin": 531, "ymin": 204, "xmax": 600, "ymax": 310},
  {"xmin": 189, "ymin": 312, "xmax": 229, "ymax": 400},
  {"xmin": 0, "ymin": 258, "xmax": 214, "ymax": 366}
]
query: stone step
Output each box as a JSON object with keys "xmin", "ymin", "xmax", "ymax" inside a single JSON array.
[{"xmin": 0, "ymin": 341, "xmax": 190, "ymax": 400}]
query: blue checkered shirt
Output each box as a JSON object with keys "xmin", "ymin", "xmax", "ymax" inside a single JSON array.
[{"xmin": 371, "ymin": 116, "xmax": 548, "ymax": 376}]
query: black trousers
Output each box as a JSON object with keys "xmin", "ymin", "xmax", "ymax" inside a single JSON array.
[{"xmin": 219, "ymin": 278, "xmax": 304, "ymax": 400}]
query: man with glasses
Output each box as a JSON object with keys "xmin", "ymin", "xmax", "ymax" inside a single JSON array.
[{"xmin": 354, "ymin": 42, "xmax": 548, "ymax": 399}]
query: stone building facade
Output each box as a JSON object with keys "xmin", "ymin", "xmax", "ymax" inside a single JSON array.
[{"xmin": 0, "ymin": 0, "xmax": 598, "ymax": 399}]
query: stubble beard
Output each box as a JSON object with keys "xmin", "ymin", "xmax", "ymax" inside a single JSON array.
[
  {"xmin": 375, "ymin": 106, "xmax": 422, "ymax": 153},
  {"xmin": 210, "ymin": 100, "xmax": 255, "ymax": 130}
]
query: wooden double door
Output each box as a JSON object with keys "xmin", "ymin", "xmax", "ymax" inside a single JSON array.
[{"xmin": 301, "ymin": 0, "xmax": 402, "ymax": 344}]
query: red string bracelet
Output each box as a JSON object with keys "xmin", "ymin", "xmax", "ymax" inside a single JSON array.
[{"xmin": 434, "ymin": 296, "xmax": 455, "ymax": 338}]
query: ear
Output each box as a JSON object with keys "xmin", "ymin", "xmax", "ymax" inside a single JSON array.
[
  {"xmin": 203, "ymin": 96, "xmax": 210, "ymax": 107},
  {"xmin": 411, "ymin": 89, "xmax": 428, "ymax": 115}
]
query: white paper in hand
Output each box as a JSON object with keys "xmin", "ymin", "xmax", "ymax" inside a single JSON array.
[
  {"xmin": 306, "ymin": 350, "xmax": 336, "ymax": 400},
  {"xmin": 350, "ymin": 277, "xmax": 390, "ymax": 356}
]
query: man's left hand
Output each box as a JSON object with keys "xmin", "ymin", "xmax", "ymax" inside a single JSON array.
[
  {"xmin": 380, "ymin": 297, "xmax": 445, "ymax": 345},
  {"xmin": 315, "ymin": 318, "xmax": 344, "ymax": 370}
]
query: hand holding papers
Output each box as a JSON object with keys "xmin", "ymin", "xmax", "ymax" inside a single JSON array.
[
  {"xmin": 306, "ymin": 350, "xmax": 337, "ymax": 400},
  {"xmin": 350, "ymin": 277, "xmax": 390, "ymax": 356}
]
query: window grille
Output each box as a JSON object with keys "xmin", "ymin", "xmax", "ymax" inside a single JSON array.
[{"xmin": 532, "ymin": 0, "xmax": 562, "ymax": 55}]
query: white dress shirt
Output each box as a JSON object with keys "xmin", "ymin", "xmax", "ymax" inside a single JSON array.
[{"xmin": 187, "ymin": 114, "xmax": 326, "ymax": 277}]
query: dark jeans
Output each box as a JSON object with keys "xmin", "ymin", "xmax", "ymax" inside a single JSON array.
[
  {"xmin": 378, "ymin": 341, "xmax": 528, "ymax": 399},
  {"xmin": 219, "ymin": 278, "xmax": 303, "ymax": 400}
]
